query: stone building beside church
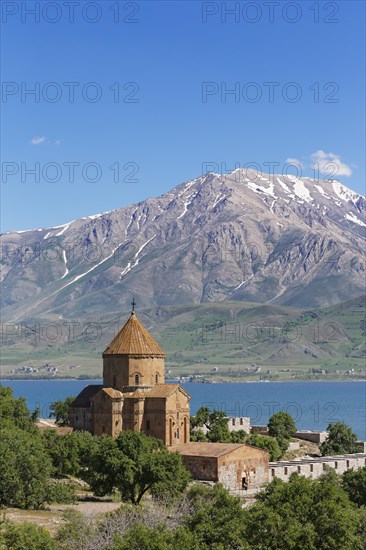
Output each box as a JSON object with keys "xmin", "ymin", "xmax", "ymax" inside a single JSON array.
[{"xmin": 70, "ymin": 310, "xmax": 190, "ymax": 446}]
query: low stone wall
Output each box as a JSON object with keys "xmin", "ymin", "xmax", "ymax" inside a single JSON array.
[
  {"xmin": 269, "ymin": 453, "xmax": 366, "ymax": 481},
  {"xmin": 251, "ymin": 425, "xmax": 268, "ymax": 435},
  {"xmin": 294, "ymin": 431, "xmax": 328, "ymax": 444}
]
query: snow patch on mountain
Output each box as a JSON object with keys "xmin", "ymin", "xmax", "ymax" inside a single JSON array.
[
  {"xmin": 81, "ymin": 211, "xmax": 112, "ymax": 221},
  {"xmin": 332, "ymin": 181, "xmax": 360, "ymax": 205},
  {"xmin": 345, "ymin": 212, "xmax": 366, "ymax": 227},
  {"xmin": 276, "ymin": 178, "xmax": 292, "ymax": 194},
  {"xmin": 54, "ymin": 223, "xmax": 71, "ymax": 236},
  {"xmin": 245, "ymin": 179, "xmax": 277, "ymax": 198},
  {"xmin": 137, "ymin": 212, "xmax": 144, "ymax": 229},
  {"xmin": 314, "ymin": 184, "xmax": 331, "ymax": 198},
  {"xmin": 60, "ymin": 250, "xmax": 69, "ymax": 279},
  {"xmin": 232, "ymin": 274, "xmax": 254, "ymax": 291},
  {"xmin": 287, "ymin": 176, "xmax": 313, "ymax": 203},
  {"xmin": 270, "ymin": 199, "xmax": 277, "ymax": 214},
  {"xmin": 120, "ymin": 234, "xmax": 157, "ymax": 278},
  {"xmin": 177, "ymin": 192, "xmax": 197, "ymax": 219},
  {"xmin": 212, "ymin": 193, "xmax": 225, "ymax": 209}
]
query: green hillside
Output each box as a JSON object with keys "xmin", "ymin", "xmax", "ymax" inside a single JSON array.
[{"xmin": 1, "ymin": 297, "xmax": 365, "ymax": 381}]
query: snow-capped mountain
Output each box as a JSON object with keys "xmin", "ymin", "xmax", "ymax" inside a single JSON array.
[{"xmin": 1, "ymin": 169, "xmax": 365, "ymax": 322}]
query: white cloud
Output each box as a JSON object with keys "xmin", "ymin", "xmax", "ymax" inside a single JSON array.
[
  {"xmin": 286, "ymin": 157, "xmax": 304, "ymax": 168},
  {"xmin": 30, "ymin": 136, "xmax": 46, "ymax": 145},
  {"xmin": 310, "ymin": 150, "xmax": 352, "ymax": 177}
]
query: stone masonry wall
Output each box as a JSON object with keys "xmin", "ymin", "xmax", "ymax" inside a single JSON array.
[
  {"xmin": 270, "ymin": 453, "xmax": 366, "ymax": 481},
  {"xmin": 181, "ymin": 456, "xmax": 217, "ymax": 482},
  {"xmin": 228, "ymin": 417, "xmax": 251, "ymax": 434},
  {"xmin": 69, "ymin": 407, "xmax": 92, "ymax": 432},
  {"xmin": 217, "ymin": 446, "xmax": 269, "ymax": 494},
  {"xmin": 294, "ymin": 431, "xmax": 328, "ymax": 444}
]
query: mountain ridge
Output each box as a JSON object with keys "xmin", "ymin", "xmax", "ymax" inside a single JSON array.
[{"xmin": 1, "ymin": 169, "xmax": 365, "ymax": 323}]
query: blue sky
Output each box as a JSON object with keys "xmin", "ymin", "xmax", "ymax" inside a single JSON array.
[{"xmin": 1, "ymin": 0, "xmax": 365, "ymax": 231}]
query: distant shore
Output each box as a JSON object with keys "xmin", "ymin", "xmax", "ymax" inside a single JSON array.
[{"xmin": 1, "ymin": 377, "xmax": 365, "ymax": 383}]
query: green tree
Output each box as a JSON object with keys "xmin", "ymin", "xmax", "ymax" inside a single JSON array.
[
  {"xmin": 342, "ymin": 467, "xmax": 366, "ymax": 507},
  {"xmin": 46, "ymin": 480, "xmax": 76, "ymax": 504},
  {"xmin": 85, "ymin": 431, "xmax": 190, "ymax": 505},
  {"xmin": 0, "ymin": 384, "xmax": 38, "ymax": 431},
  {"xmin": 187, "ymin": 484, "xmax": 249, "ymax": 549},
  {"xmin": 268, "ymin": 411, "xmax": 297, "ymax": 440},
  {"xmin": 42, "ymin": 429, "xmax": 95, "ymax": 478},
  {"xmin": 190, "ymin": 407, "xmax": 231, "ymax": 443},
  {"xmin": 243, "ymin": 502, "xmax": 313, "ymax": 550},
  {"xmin": 267, "ymin": 411, "xmax": 296, "ymax": 454},
  {"xmin": 246, "ymin": 433, "xmax": 282, "ymax": 461},
  {"xmin": 0, "ymin": 521, "xmax": 55, "ymax": 550},
  {"xmin": 320, "ymin": 422, "xmax": 359, "ymax": 456},
  {"xmin": 0, "ymin": 426, "xmax": 52, "ymax": 509},
  {"xmin": 189, "ymin": 428, "xmax": 207, "ymax": 442},
  {"xmin": 230, "ymin": 429, "xmax": 247, "ymax": 443},
  {"xmin": 49, "ymin": 396, "xmax": 75, "ymax": 426},
  {"xmin": 190, "ymin": 406, "xmax": 210, "ymax": 429},
  {"xmin": 42, "ymin": 430, "xmax": 78, "ymax": 477},
  {"xmin": 207, "ymin": 410, "xmax": 232, "ymax": 442},
  {"xmin": 242, "ymin": 471, "xmax": 363, "ymax": 549},
  {"xmin": 356, "ymin": 507, "xmax": 366, "ymax": 550}
]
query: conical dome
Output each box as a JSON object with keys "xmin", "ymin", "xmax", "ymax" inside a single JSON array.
[{"xmin": 103, "ymin": 312, "xmax": 165, "ymax": 356}]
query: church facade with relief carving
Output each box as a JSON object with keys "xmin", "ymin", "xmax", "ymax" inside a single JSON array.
[{"xmin": 70, "ymin": 308, "xmax": 190, "ymax": 446}]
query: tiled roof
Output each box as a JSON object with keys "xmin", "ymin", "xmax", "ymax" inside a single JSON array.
[
  {"xmin": 124, "ymin": 389, "xmax": 146, "ymax": 399},
  {"xmin": 174, "ymin": 442, "xmax": 250, "ymax": 458},
  {"xmin": 99, "ymin": 387, "xmax": 124, "ymax": 399},
  {"xmin": 103, "ymin": 312, "xmax": 165, "ymax": 356},
  {"xmin": 146, "ymin": 384, "xmax": 190, "ymax": 399},
  {"xmin": 70, "ymin": 385, "xmax": 103, "ymax": 408}
]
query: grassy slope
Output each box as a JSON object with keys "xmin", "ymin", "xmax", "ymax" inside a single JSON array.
[{"xmin": 1, "ymin": 296, "xmax": 365, "ymax": 381}]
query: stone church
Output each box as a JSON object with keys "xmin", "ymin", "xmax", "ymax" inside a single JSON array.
[
  {"xmin": 70, "ymin": 308, "xmax": 190, "ymax": 446},
  {"xmin": 70, "ymin": 304, "xmax": 269, "ymax": 493}
]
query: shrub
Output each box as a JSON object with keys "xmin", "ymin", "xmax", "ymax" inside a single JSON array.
[{"xmin": 0, "ymin": 520, "xmax": 55, "ymax": 550}]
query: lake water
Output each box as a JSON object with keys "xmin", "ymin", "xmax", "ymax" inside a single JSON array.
[{"xmin": 2, "ymin": 380, "xmax": 365, "ymax": 439}]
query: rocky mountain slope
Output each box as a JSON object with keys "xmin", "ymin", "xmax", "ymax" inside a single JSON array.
[{"xmin": 1, "ymin": 169, "xmax": 365, "ymax": 323}]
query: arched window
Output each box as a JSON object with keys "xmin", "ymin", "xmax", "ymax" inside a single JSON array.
[
  {"xmin": 169, "ymin": 418, "xmax": 173, "ymax": 446},
  {"xmin": 155, "ymin": 373, "xmax": 159, "ymax": 384},
  {"xmin": 134, "ymin": 373, "xmax": 140, "ymax": 385},
  {"xmin": 184, "ymin": 417, "xmax": 188, "ymax": 443}
]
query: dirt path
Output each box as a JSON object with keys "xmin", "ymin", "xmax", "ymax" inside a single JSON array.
[{"xmin": 3, "ymin": 499, "xmax": 122, "ymax": 535}]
